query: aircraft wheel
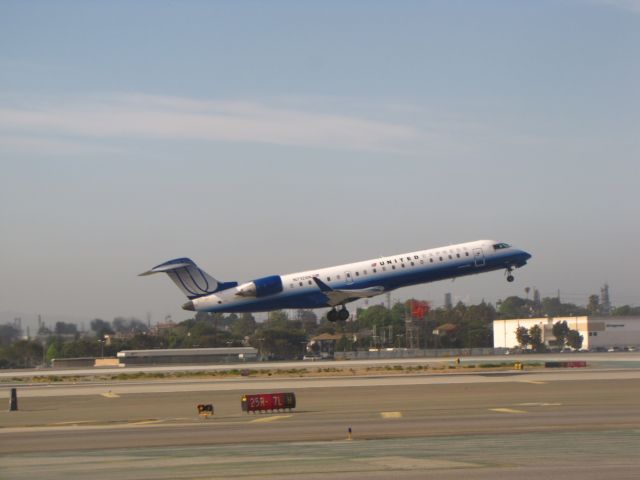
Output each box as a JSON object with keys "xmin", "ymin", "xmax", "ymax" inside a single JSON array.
[
  {"xmin": 327, "ymin": 309, "xmax": 339, "ymax": 322},
  {"xmin": 338, "ymin": 308, "xmax": 350, "ymax": 321},
  {"xmin": 507, "ymin": 275, "xmax": 515, "ymax": 282}
]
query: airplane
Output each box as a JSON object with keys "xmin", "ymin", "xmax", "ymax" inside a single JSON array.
[{"xmin": 140, "ymin": 239, "xmax": 531, "ymax": 322}]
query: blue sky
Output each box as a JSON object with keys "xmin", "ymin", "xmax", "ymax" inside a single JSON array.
[{"xmin": 1, "ymin": 0, "xmax": 638, "ymax": 329}]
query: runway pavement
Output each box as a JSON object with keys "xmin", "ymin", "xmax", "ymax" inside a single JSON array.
[{"xmin": 1, "ymin": 368, "xmax": 640, "ymax": 478}]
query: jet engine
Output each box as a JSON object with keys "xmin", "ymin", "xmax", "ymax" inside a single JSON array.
[{"xmin": 235, "ymin": 275, "xmax": 283, "ymax": 297}]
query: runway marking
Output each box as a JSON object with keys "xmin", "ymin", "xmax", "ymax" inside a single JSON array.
[
  {"xmin": 490, "ymin": 408, "xmax": 527, "ymax": 414},
  {"xmin": 520, "ymin": 380, "xmax": 547, "ymax": 384},
  {"xmin": 50, "ymin": 421, "xmax": 93, "ymax": 426},
  {"xmin": 101, "ymin": 391, "xmax": 120, "ymax": 398},
  {"xmin": 516, "ymin": 402, "xmax": 562, "ymax": 407},
  {"xmin": 131, "ymin": 419, "xmax": 164, "ymax": 425},
  {"xmin": 249, "ymin": 415, "xmax": 292, "ymax": 423},
  {"xmin": 380, "ymin": 411, "xmax": 403, "ymax": 419}
]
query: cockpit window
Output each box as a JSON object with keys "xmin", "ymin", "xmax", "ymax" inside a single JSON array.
[{"xmin": 493, "ymin": 243, "xmax": 511, "ymax": 250}]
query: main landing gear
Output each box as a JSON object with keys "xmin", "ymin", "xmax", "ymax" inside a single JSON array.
[
  {"xmin": 505, "ymin": 266, "xmax": 515, "ymax": 283},
  {"xmin": 327, "ymin": 306, "xmax": 350, "ymax": 322}
]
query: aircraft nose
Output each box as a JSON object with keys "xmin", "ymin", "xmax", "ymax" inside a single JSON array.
[
  {"xmin": 182, "ymin": 300, "xmax": 195, "ymax": 311},
  {"xmin": 517, "ymin": 250, "xmax": 532, "ymax": 265}
]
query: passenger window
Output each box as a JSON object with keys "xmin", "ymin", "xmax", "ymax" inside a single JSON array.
[
  {"xmin": 411, "ymin": 262, "xmax": 415, "ymax": 266},
  {"xmin": 299, "ymin": 282, "xmax": 303, "ymax": 287},
  {"xmin": 373, "ymin": 268, "xmax": 377, "ymax": 273},
  {"xmin": 439, "ymin": 257, "xmax": 443, "ymax": 261},
  {"xmin": 308, "ymin": 280, "xmax": 312, "ymax": 285},
  {"xmin": 356, "ymin": 272, "xmax": 360, "ymax": 276},
  {"xmin": 465, "ymin": 252, "xmax": 469, "ymax": 257},
  {"xmin": 327, "ymin": 276, "xmax": 331, "ymax": 281},
  {"xmin": 392, "ymin": 265, "xmax": 396, "ymax": 270},
  {"xmin": 448, "ymin": 255, "xmax": 452, "ymax": 259},
  {"xmin": 456, "ymin": 253, "xmax": 460, "ymax": 258}
]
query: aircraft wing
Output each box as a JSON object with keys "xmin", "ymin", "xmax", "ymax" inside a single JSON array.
[{"xmin": 312, "ymin": 277, "xmax": 385, "ymax": 307}]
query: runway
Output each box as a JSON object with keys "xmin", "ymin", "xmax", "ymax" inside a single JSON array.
[{"xmin": 1, "ymin": 368, "xmax": 640, "ymax": 479}]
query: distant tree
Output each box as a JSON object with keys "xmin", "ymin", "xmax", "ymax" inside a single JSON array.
[
  {"xmin": 315, "ymin": 317, "xmax": 337, "ymax": 335},
  {"xmin": 552, "ymin": 321, "xmax": 570, "ymax": 348},
  {"xmin": 90, "ymin": 318, "xmax": 114, "ymax": 338},
  {"xmin": 252, "ymin": 327, "xmax": 306, "ymax": 360},
  {"xmin": 4, "ymin": 340, "xmax": 43, "ymax": 368},
  {"xmin": 46, "ymin": 338, "xmax": 64, "ymax": 362},
  {"xmin": 515, "ymin": 326, "xmax": 530, "ymax": 349},
  {"xmin": 532, "ymin": 289, "xmax": 541, "ymax": 313},
  {"xmin": 541, "ymin": 297, "xmax": 586, "ymax": 317},
  {"xmin": 190, "ymin": 319, "xmax": 216, "ymax": 338},
  {"xmin": 499, "ymin": 296, "xmax": 531, "ymax": 319},
  {"xmin": 336, "ymin": 334, "xmax": 353, "ymax": 352},
  {"xmin": 611, "ymin": 305, "xmax": 640, "ymax": 316},
  {"xmin": 37, "ymin": 323, "xmax": 52, "ymax": 336},
  {"xmin": 356, "ymin": 305, "xmax": 392, "ymax": 330},
  {"xmin": 230, "ymin": 313, "xmax": 257, "ymax": 338},
  {"xmin": 0, "ymin": 323, "xmax": 21, "ymax": 347},
  {"xmin": 566, "ymin": 330, "xmax": 583, "ymax": 350},
  {"xmin": 461, "ymin": 317, "xmax": 493, "ymax": 348},
  {"xmin": 112, "ymin": 317, "xmax": 148, "ymax": 334},
  {"xmin": 54, "ymin": 321, "xmax": 78, "ymax": 335},
  {"xmin": 128, "ymin": 333, "xmax": 159, "ymax": 350},
  {"xmin": 195, "ymin": 311, "xmax": 214, "ymax": 324},
  {"xmin": 586, "ymin": 294, "xmax": 600, "ymax": 316},
  {"xmin": 61, "ymin": 339, "xmax": 99, "ymax": 358},
  {"xmin": 459, "ymin": 301, "xmax": 496, "ymax": 348},
  {"xmin": 297, "ymin": 310, "xmax": 318, "ymax": 335},
  {"xmin": 528, "ymin": 325, "xmax": 543, "ymax": 352},
  {"xmin": 264, "ymin": 311, "xmax": 290, "ymax": 330}
]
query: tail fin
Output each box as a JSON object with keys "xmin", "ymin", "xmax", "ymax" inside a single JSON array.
[{"xmin": 139, "ymin": 258, "xmax": 225, "ymax": 299}]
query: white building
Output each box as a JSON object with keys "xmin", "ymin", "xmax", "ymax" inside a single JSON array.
[{"xmin": 493, "ymin": 316, "xmax": 640, "ymax": 350}]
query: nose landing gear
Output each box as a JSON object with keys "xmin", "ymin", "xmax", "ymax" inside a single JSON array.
[{"xmin": 505, "ymin": 266, "xmax": 515, "ymax": 282}]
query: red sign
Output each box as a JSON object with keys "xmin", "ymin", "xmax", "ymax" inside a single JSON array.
[{"xmin": 241, "ymin": 392, "xmax": 296, "ymax": 412}]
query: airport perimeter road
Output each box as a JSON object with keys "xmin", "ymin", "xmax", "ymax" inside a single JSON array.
[{"xmin": 1, "ymin": 370, "xmax": 640, "ymax": 479}]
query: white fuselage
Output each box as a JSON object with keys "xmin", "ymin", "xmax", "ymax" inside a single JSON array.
[{"xmin": 189, "ymin": 239, "xmax": 531, "ymax": 313}]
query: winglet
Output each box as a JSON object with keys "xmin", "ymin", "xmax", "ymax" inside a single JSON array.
[{"xmin": 312, "ymin": 276, "xmax": 333, "ymax": 292}]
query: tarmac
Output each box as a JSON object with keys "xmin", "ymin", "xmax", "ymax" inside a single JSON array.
[{"xmin": 1, "ymin": 367, "xmax": 640, "ymax": 479}]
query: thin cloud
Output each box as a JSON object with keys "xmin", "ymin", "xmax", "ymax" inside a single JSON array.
[{"xmin": 0, "ymin": 93, "xmax": 423, "ymax": 154}]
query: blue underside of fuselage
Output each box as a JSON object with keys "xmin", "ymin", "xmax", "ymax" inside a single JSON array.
[{"xmin": 199, "ymin": 251, "xmax": 528, "ymax": 313}]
